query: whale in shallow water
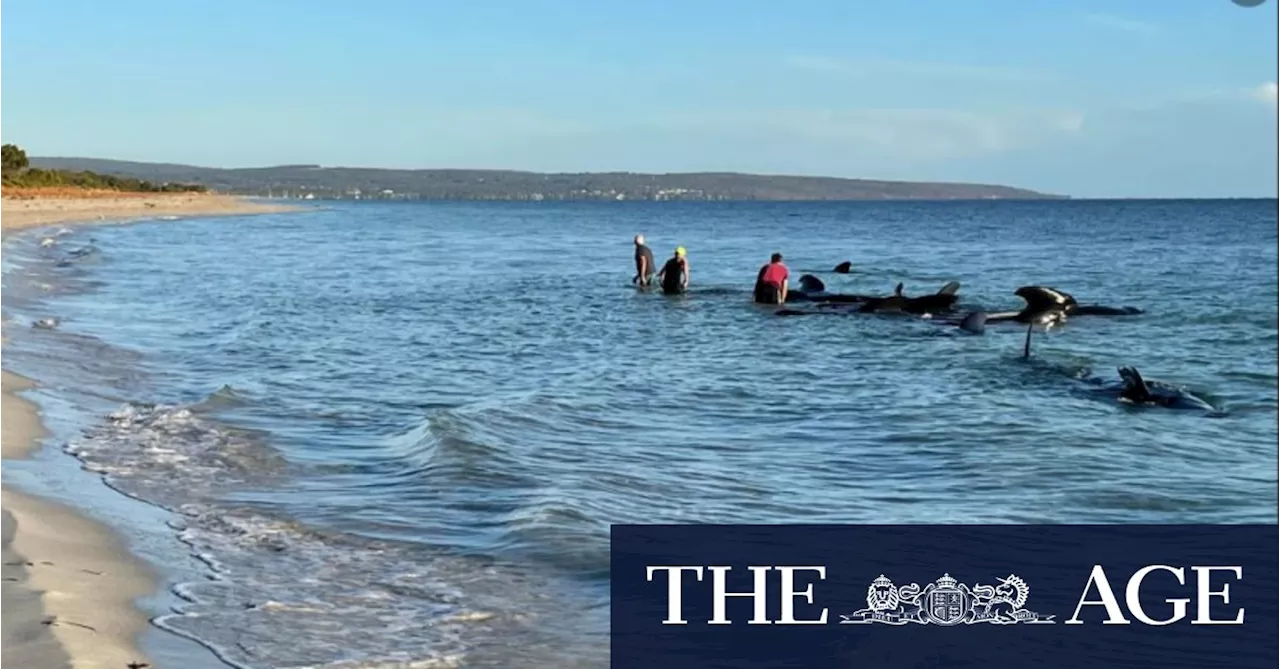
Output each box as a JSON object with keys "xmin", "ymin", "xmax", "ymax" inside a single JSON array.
[
  {"xmin": 777, "ymin": 280, "xmax": 963, "ymax": 318},
  {"xmin": 858, "ymin": 281, "xmax": 962, "ymax": 316},
  {"xmin": 785, "ymin": 276, "xmax": 962, "ymax": 314},
  {"xmin": 833, "ymin": 261, "xmax": 853, "ymax": 274},
  {"xmin": 785, "ymin": 275, "xmax": 876, "ymax": 304},
  {"xmin": 1062, "ymin": 366, "xmax": 1221, "ymax": 413},
  {"xmin": 979, "ymin": 286, "xmax": 1143, "ymax": 324},
  {"xmin": 943, "ymin": 284, "xmax": 1140, "ymax": 342},
  {"xmin": 951, "ymin": 297, "xmax": 1067, "ymax": 355},
  {"xmin": 1110, "ymin": 367, "xmax": 1216, "ymax": 411}
]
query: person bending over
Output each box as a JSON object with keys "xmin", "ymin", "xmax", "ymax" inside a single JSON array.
[
  {"xmin": 754, "ymin": 252, "xmax": 789, "ymax": 304},
  {"xmin": 658, "ymin": 246, "xmax": 689, "ymax": 295}
]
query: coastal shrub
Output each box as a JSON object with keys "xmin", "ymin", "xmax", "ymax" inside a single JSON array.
[
  {"xmin": 0, "ymin": 143, "xmax": 207, "ymax": 192},
  {"xmin": 2, "ymin": 143, "xmax": 30, "ymax": 176}
]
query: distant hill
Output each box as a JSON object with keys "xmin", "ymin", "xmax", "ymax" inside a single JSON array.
[{"xmin": 28, "ymin": 156, "xmax": 1066, "ymax": 202}]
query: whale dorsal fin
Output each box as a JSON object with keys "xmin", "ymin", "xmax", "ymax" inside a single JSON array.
[
  {"xmin": 798, "ymin": 274, "xmax": 826, "ymax": 293},
  {"xmin": 958, "ymin": 311, "xmax": 987, "ymax": 334},
  {"xmin": 936, "ymin": 281, "xmax": 961, "ymax": 296},
  {"xmin": 894, "ymin": 282, "xmax": 904, "ymax": 297},
  {"xmin": 1118, "ymin": 367, "xmax": 1151, "ymax": 400}
]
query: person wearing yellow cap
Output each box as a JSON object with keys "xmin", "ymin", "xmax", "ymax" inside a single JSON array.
[{"xmin": 657, "ymin": 246, "xmax": 690, "ymax": 295}]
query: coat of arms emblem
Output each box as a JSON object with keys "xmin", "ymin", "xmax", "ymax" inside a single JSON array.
[{"xmin": 840, "ymin": 573, "xmax": 1055, "ymax": 626}]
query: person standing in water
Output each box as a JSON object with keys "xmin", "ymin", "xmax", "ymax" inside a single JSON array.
[
  {"xmin": 754, "ymin": 252, "xmax": 789, "ymax": 304},
  {"xmin": 632, "ymin": 234, "xmax": 656, "ymax": 287},
  {"xmin": 658, "ymin": 246, "xmax": 689, "ymax": 295}
]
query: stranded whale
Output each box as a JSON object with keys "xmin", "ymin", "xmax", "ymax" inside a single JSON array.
[
  {"xmin": 980, "ymin": 286, "xmax": 1143, "ymax": 324},
  {"xmin": 785, "ymin": 275, "xmax": 876, "ymax": 304},
  {"xmin": 780, "ymin": 279, "xmax": 962, "ymax": 316},
  {"xmin": 857, "ymin": 281, "xmax": 962, "ymax": 316},
  {"xmin": 1109, "ymin": 367, "xmax": 1217, "ymax": 411}
]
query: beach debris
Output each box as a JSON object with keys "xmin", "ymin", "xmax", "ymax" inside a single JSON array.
[
  {"xmin": 127, "ymin": 663, "xmax": 151, "ymax": 669},
  {"xmin": 40, "ymin": 616, "xmax": 97, "ymax": 633}
]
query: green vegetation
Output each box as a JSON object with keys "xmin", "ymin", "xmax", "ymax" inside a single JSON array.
[{"xmin": 2, "ymin": 143, "xmax": 207, "ymax": 192}]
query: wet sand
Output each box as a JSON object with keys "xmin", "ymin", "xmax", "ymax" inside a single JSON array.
[
  {"xmin": 2, "ymin": 191, "xmax": 301, "ymax": 668},
  {"xmin": 3, "ymin": 370, "xmax": 156, "ymax": 669}
]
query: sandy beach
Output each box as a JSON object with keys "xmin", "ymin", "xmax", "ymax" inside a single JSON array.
[
  {"xmin": 2, "ymin": 188, "xmax": 301, "ymax": 236},
  {"xmin": 2, "ymin": 191, "xmax": 302, "ymax": 668}
]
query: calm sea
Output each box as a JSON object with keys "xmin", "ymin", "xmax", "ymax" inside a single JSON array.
[{"xmin": 2, "ymin": 199, "xmax": 1277, "ymax": 668}]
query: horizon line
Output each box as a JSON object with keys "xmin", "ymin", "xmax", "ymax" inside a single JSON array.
[{"xmin": 22, "ymin": 154, "xmax": 1280, "ymax": 200}]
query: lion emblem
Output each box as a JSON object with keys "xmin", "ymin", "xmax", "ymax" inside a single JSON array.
[{"xmin": 866, "ymin": 575, "xmax": 900, "ymax": 612}]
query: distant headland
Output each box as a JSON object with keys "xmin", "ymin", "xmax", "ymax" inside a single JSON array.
[{"xmin": 25, "ymin": 154, "xmax": 1067, "ymax": 202}]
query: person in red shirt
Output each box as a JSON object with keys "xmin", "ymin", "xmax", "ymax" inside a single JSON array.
[{"xmin": 754, "ymin": 252, "xmax": 790, "ymax": 304}]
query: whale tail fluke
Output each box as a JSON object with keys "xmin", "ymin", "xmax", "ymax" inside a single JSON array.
[{"xmin": 958, "ymin": 311, "xmax": 988, "ymax": 334}]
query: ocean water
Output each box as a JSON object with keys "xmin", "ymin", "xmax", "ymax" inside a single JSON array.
[{"xmin": 2, "ymin": 199, "xmax": 1277, "ymax": 668}]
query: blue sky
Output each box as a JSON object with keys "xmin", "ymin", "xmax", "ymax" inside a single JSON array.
[{"xmin": 3, "ymin": 0, "xmax": 1277, "ymax": 197}]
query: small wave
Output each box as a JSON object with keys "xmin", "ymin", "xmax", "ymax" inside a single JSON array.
[
  {"xmin": 68, "ymin": 402, "xmax": 290, "ymax": 489},
  {"xmin": 190, "ymin": 383, "xmax": 254, "ymax": 412},
  {"xmin": 63, "ymin": 400, "xmax": 603, "ymax": 668}
]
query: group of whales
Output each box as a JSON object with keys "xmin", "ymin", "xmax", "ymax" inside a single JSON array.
[{"xmin": 764, "ymin": 261, "xmax": 1217, "ymax": 413}]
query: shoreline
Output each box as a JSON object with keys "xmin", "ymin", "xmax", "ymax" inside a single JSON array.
[
  {"xmin": 2, "ymin": 193, "xmax": 304, "ymax": 669},
  {"xmin": 1, "ymin": 190, "xmax": 304, "ymax": 237},
  {"xmin": 2, "ymin": 371, "xmax": 157, "ymax": 669}
]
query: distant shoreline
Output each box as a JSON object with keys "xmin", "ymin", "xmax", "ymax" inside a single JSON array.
[
  {"xmin": 22, "ymin": 158, "xmax": 1280, "ymax": 202},
  {"xmin": 28, "ymin": 156, "xmax": 1068, "ymax": 202}
]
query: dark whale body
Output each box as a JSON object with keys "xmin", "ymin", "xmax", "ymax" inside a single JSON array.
[
  {"xmin": 944, "ymin": 285, "xmax": 1143, "ymax": 344},
  {"xmin": 778, "ymin": 278, "xmax": 963, "ymax": 317},
  {"xmin": 980, "ymin": 286, "xmax": 1143, "ymax": 324},
  {"xmin": 1067, "ymin": 367, "xmax": 1220, "ymax": 413},
  {"xmin": 1111, "ymin": 367, "xmax": 1217, "ymax": 411},
  {"xmin": 858, "ymin": 281, "xmax": 962, "ymax": 316},
  {"xmin": 784, "ymin": 275, "xmax": 876, "ymax": 304}
]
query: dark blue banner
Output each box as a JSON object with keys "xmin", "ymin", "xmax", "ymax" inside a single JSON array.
[{"xmin": 611, "ymin": 525, "xmax": 1278, "ymax": 668}]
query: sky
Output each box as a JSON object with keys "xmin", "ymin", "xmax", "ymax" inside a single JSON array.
[{"xmin": 3, "ymin": 0, "xmax": 1277, "ymax": 198}]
